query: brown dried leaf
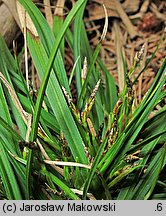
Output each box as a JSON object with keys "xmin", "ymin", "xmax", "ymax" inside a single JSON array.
[
  {"xmin": 43, "ymin": 0, "xmax": 53, "ymax": 27},
  {"xmin": 54, "ymin": 0, "xmax": 65, "ymax": 16},
  {"xmin": 87, "ymin": 0, "xmax": 140, "ymax": 21},
  {"xmin": 113, "ymin": 21, "xmax": 125, "ymax": 91},
  {"xmin": 0, "ymin": 72, "xmax": 32, "ymax": 141},
  {"xmin": 2, "ymin": 0, "xmax": 21, "ymax": 28},
  {"xmin": 114, "ymin": 0, "xmax": 137, "ymax": 38},
  {"xmin": 16, "ymin": 1, "xmax": 39, "ymax": 38}
]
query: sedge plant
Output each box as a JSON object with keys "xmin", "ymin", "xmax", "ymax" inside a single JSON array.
[{"xmin": 0, "ymin": 0, "xmax": 165, "ymax": 200}]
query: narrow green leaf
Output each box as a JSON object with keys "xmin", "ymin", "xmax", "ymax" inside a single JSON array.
[
  {"xmin": 49, "ymin": 172, "xmax": 80, "ymax": 200},
  {"xmin": 83, "ymin": 137, "xmax": 108, "ymax": 199},
  {"xmin": 23, "ymin": 0, "xmax": 89, "ymax": 164},
  {"xmin": 26, "ymin": 149, "xmax": 32, "ymax": 199},
  {"xmin": 0, "ymin": 138, "xmax": 22, "ymax": 199}
]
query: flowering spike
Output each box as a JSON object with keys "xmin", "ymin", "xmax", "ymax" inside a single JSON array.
[
  {"xmin": 90, "ymin": 79, "xmax": 101, "ymax": 100},
  {"xmin": 87, "ymin": 118, "xmax": 97, "ymax": 137},
  {"xmin": 84, "ymin": 79, "xmax": 101, "ymax": 113},
  {"xmin": 62, "ymin": 86, "xmax": 80, "ymax": 121},
  {"xmin": 82, "ymin": 79, "xmax": 101, "ymax": 123},
  {"xmin": 81, "ymin": 57, "xmax": 87, "ymax": 83},
  {"xmin": 62, "ymin": 86, "xmax": 73, "ymax": 105},
  {"xmin": 134, "ymin": 43, "xmax": 145, "ymax": 63}
]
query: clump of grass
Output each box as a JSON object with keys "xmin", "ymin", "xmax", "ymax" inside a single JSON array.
[{"xmin": 0, "ymin": 0, "xmax": 165, "ymax": 200}]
